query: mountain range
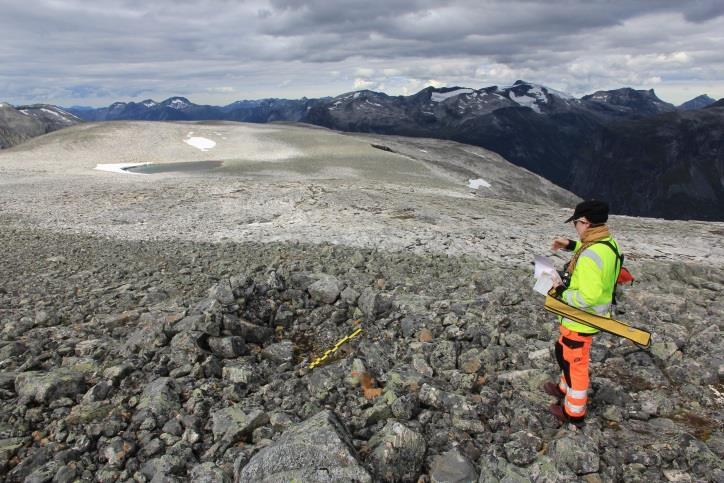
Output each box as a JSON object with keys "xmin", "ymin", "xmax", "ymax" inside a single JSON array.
[{"xmin": 1, "ymin": 84, "xmax": 722, "ymax": 220}]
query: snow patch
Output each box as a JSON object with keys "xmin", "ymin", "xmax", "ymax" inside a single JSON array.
[
  {"xmin": 184, "ymin": 136, "xmax": 216, "ymax": 151},
  {"xmin": 143, "ymin": 101, "xmax": 157, "ymax": 107},
  {"xmin": 431, "ymin": 88, "xmax": 474, "ymax": 102},
  {"xmin": 94, "ymin": 163, "xmax": 150, "ymax": 175},
  {"xmin": 41, "ymin": 108, "xmax": 62, "ymax": 118},
  {"xmin": 464, "ymin": 150, "xmax": 487, "ymax": 159},
  {"xmin": 528, "ymin": 86, "xmax": 546, "ymax": 102},
  {"xmin": 169, "ymin": 99, "xmax": 188, "ymax": 109},
  {"xmin": 509, "ymin": 91, "xmax": 541, "ymax": 113},
  {"xmin": 468, "ymin": 178, "xmax": 491, "ymax": 189},
  {"xmin": 545, "ymin": 86, "xmax": 575, "ymax": 100}
]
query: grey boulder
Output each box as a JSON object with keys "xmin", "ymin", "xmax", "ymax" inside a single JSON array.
[
  {"xmin": 308, "ymin": 275, "xmax": 343, "ymax": 304},
  {"xmin": 236, "ymin": 410, "xmax": 372, "ymax": 482},
  {"xmin": 15, "ymin": 369, "xmax": 86, "ymax": 404},
  {"xmin": 134, "ymin": 377, "xmax": 180, "ymax": 418},
  {"xmin": 261, "ymin": 341, "xmax": 294, "ymax": 365},
  {"xmin": 208, "ymin": 336, "xmax": 247, "ymax": 358},
  {"xmin": 368, "ymin": 421, "xmax": 426, "ymax": 482},
  {"xmin": 504, "ymin": 430, "xmax": 543, "ymax": 466},
  {"xmin": 212, "ymin": 405, "xmax": 269, "ymax": 445},
  {"xmin": 548, "ymin": 432, "xmax": 600, "ymax": 475},
  {"xmin": 429, "ymin": 448, "xmax": 477, "ymax": 483},
  {"xmin": 189, "ymin": 462, "xmax": 231, "ymax": 483},
  {"xmin": 208, "ymin": 279, "xmax": 235, "ymax": 305}
]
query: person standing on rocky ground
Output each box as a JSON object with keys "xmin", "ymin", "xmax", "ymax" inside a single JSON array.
[{"xmin": 544, "ymin": 200, "xmax": 621, "ymax": 424}]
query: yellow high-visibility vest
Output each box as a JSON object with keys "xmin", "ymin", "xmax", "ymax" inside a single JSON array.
[{"xmin": 559, "ymin": 237, "xmax": 620, "ymax": 334}]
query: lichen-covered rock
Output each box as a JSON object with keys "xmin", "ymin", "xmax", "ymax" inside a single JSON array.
[
  {"xmin": 429, "ymin": 340, "xmax": 457, "ymax": 372},
  {"xmin": 368, "ymin": 421, "xmax": 426, "ymax": 482},
  {"xmin": 53, "ymin": 464, "xmax": 78, "ymax": 483},
  {"xmin": 478, "ymin": 454, "xmax": 561, "ymax": 483},
  {"xmin": 458, "ymin": 348, "xmax": 483, "ymax": 374},
  {"xmin": 385, "ymin": 365, "xmax": 428, "ymax": 393},
  {"xmin": 261, "ymin": 341, "xmax": 294, "ymax": 365},
  {"xmin": 15, "ymin": 369, "xmax": 86, "ymax": 404},
  {"xmin": 429, "ymin": 448, "xmax": 477, "ymax": 483},
  {"xmin": 340, "ymin": 286, "xmax": 360, "ymax": 304},
  {"xmin": 208, "ymin": 336, "xmax": 247, "ymax": 358},
  {"xmin": 363, "ymin": 398, "xmax": 393, "ymax": 426},
  {"xmin": 236, "ymin": 410, "xmax": 372, "ymax": 482},
  {"xmin": 74, "ymin": 338, "xmax": 109, "ymax": 357},
  {"xmin": 175, "ymin": 303, "xmax": 222, "ymax": 336},
  {"xmin": 101, "ymin": 437, "xmax": 136, "ymax": 467},
  {"xmin": 548, "ymin": 432, "xmax": 600, "ymax": 475},
  {"xmin": 418, "ymin": 384, "xmax": 472, "ymax": 413},
  {"xmin": 102, "ymin": 363, "xmax": 133, "ymax": 385},
  {"xmin": 189, "ymin": 462, "xmax": 232, "ymax": 482},
  {"xmin": 209, "ymin": 279, "xmax": 235, "ymax": 304},
  {"xmin": 212, "ymin": 405, "xmax": 268, "ymax": 444},
  {"xmin": 141, "ymin": 453, "xmax": 186, "ymax": 481},
  {"xmin": 0, "ymin": 437, "xmax": 28, "ymax": 473},
  {"xmin": 504, "ymin": 430, "xmax": 543, "ymax": 466},
  {"xmin": 121, "ymin": 311, "xmax": 168, "ymax": 355},
  {"xmin": 358, "ymin": 287, "xmax": 391, "ymax": 318},
  {"xmin": 234, "ymin": 319, "xmax": 274, "ymax": 344},
  {"xmin": 0, "ymin": 342, "xmax": 26, "ymax": 360},
  {"xmin": 134, "ymin": 377, "xmax": 180, "ymax": 419},
  {"xmin": 222, "ymin": 361, "xmax": 258, "ymax": 384},
  {"xmin": 66, "ymin": 401, "xmax": 115, "ymax": 425},
  {"xmin": 24, "ymin": 461, "xmax": 61, "ymax": 483},
  {"xmin": 307, "ymin": 274, "xmax": 343, "ymax": 304}
]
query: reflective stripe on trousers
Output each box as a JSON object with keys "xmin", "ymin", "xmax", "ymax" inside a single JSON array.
[{"xmin": 554, "ymin": 325, "xmax": 593, "ymax": 419}]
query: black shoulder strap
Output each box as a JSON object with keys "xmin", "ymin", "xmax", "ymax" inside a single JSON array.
[
  {"xmin": 593, "ymin": 240, "xmax": 623, "ymax": 305},
  {"xmin": 594, "ymin": 239, "xmax": 624, "ymax": 265}
]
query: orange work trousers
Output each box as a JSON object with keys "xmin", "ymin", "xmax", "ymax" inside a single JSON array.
[{"xmin": 554, "ymin": 325, "xmax": 593, "ymax": 420}]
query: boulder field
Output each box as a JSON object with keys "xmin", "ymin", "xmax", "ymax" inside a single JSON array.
[{"xmin": 0, "ymin": 227, "xmax": 722, "ymax": 482}]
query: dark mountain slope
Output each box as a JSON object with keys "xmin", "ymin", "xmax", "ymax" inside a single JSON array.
[
  {"xmin": 0, "ymin": 103, "xmax": 45, "ymax": 149},
  {"xmin": 576, "ymin": 104, "xmax": 724, "ymax": 220},
  {"xmin": 0, "ymin": 103, "xmax": 81, "ymax": 149},
  {"xmin": 678, "ymin": 94, "xmax": 717, "ymax": 110}
]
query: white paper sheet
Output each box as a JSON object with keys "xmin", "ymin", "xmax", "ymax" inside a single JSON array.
[{"xmin": 533, "ymin": 255, "xmax": 561, "ymax": 295}]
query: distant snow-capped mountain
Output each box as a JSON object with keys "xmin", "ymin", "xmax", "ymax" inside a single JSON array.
[
  {"xmin": 581, "ymin": 87, "xmax": 676, "ymax": 117},
  {"xmin": 0, "ymin": 103, "xmax": 82, "ymax": 149},
  {"xmin": 162, "ymin": 97, "xmax": 192, "ymax": 110},
  {"xmin": 16, "ymin": 104, "xmax": 83, "ymax": 127}
]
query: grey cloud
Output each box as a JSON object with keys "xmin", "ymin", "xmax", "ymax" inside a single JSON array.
[
  {"xmin": 1, "ymin": 0, "xmax": 723, "ymax": 105},
  {"xmin": 680, "ymin": 0, "xmax": 724, "ymax": 22}
]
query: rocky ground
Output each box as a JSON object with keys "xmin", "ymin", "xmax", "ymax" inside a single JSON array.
[
  {"xmin": 0, "ymin": 122, "xmax": 723, "ymax": 482},
  {"xmin": 1, "ymin": 225, "xmax": 722, "ymax": 482}
]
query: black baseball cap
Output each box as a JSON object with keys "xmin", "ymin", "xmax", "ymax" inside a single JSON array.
[{"xmin": 564, "ymin": 200, "xmax": 609, "ymax": 224}]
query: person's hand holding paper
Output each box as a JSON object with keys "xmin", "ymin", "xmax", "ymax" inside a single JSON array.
[{"xmin": 533, "ymin": 255, "xmax": 562, "ymax": 295}]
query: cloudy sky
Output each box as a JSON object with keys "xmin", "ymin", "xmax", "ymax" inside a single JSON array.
[{"xmin": 2, "ymin": 0, "xmax": 724, "ymax": 107}]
